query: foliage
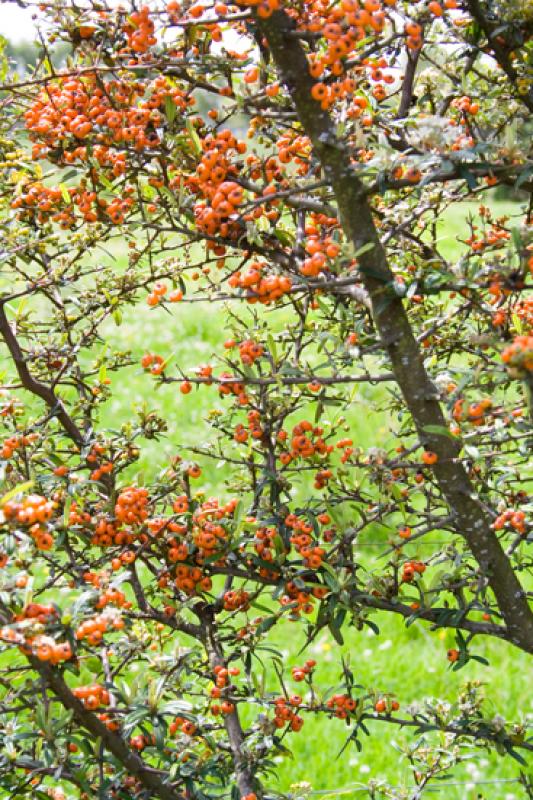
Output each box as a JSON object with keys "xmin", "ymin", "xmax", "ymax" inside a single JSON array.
[{"xmin": 0, "ymin": 1, "xmax": 532, "ymax": 799}]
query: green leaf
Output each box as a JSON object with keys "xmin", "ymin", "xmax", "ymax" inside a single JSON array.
[
  {"xmin": 274, "ymin": 228, "xmax": 294, "ymax": 247},
  {"xmin": 458, "ymin": 165, "xmax": 478, "ymax": 190},
  {"xmin": 59, "ymin": 183, "xmax": 71, "ymax": 204},
  {"xmin": 256, "ymin": 616, "xmax": 278, "ymax": 634},
  {"xmin": 0, "ymin": 480, "xmax": 34, "ymax": 507},
  {"xmin": 164, "ymin": 95, "xmax": 177, "ymax": 124},
  {"xmin": 186, "ymin": 118, "xmax": 201, "ymax": 154},
  {"xmin": 422, "ymin": 424, "xmax": 457, "ymax": 440},
  {"xmin": 329, "ymin": 609, "xmax": 346, "ymax": 645},
  {"xmin": 353, "ymin": 242, "xmax": 375, "ymax": 258}
]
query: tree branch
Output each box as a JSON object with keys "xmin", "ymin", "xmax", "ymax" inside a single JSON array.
[
  {"xmin": 27, "ymin": 656, "xmax": 183, "ymax": 800},
  {"xmin": 256, "ymin": 8, "xmax": 533, "ymax": 654},
  {"xmin": 0, "ymin": 305, "xmax": 85, "ymax": 448}
]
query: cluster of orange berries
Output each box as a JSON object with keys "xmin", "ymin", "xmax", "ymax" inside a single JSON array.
[
  {"xmin": 210, "ymin": 664, "xmax": 240, "ymax": 716},
  {"xmin": 92, "ymin": 519, "xmax": 133, "ymax": 548},
  {"xmin": 487, "ymin": 277, "xmax": 513, "ymax": 303},
  {"xmin": 27, "ymin": 523, "xmax": 55, "ymax": 551},
  {"xmin": 86, "ymin": 442, "xmax": 114, "ymax": 481},
  {"xmin": 513, "ymin": 297, "xmax": 533, "ymax": 330},
  {"xmin": 451, "ymin": 95, "xmax": 480, "ymax": 118},
  {"xmin": 69, "ymin": 503, "xmax": 92, "ymax": 529},
  {"xmin": 11, "ymin": 181, "xmax": 125, "ymax": 228},
  {"xmin": 0, "ymin": 433, "xmax": 37, "ymax": 460},
  {"xmin": 11, "ymin": 183, "xmax": 66, "ymax": 225},
  {"xmin": 191, "ymin": 497, "xmax": 238, "ymax": 552},
  {"xmin": 16, "ymin": 603, "xmax": 56, "ymax": 624},
  {"xmin": 115, "ymin": 487, "xmax": 150, "ymax": 526},
  {"xmin": 305, "ymin": 2, "xmax": 391, "ymax": 105},
  {"xmin": 335, "ymin": 437, "xmax": 355, "ymax": 464},
  {"xmin": 22, "ymin": 72, "xmax": 196, "ymax": 229},
  {"xmin": 27, "ymin": 635, "xmax": 73, "ymax": 663},
  {"xmin": 249, "ymin": 409, "xmax": 265, "ymax": 440},
  {"xmin": 403, "ymin": 19, "xmax": 423, "ymax": 51},
  {"xmin": 493, "ymin": 508, "xmax": 526, "ymax": 535},
  {"xmin": 174, "ymin": 565, "xmax": 212, "ymax": 595},
  {"xmin": 90, "ymin": 461, "xmax": 114, "ymax": 482},
  {"xmin": 290, "ymin": 529, "xmax": 326, "ymax": 570},
  {"xmin": 402, "ymin": 560, "xmax": 426, "ymax": 582},
  {"xmin": 279, "ymin": 421, "xmax": 333, "ymax": 466},
  {"xmin": 25, "ymin": 75, "xmax": 165, "ymax": 157},
  {"xmin": 169, "ymin": 716, "xmax": 197, "ymax": 736},
  {"xmin": 276, "ymin": 132, "xmax": 311, "ymax": 175},
  {"xmin": 104, "ymin": 194, "xmax": 135, "ymax": 226},
  {"xmin": 502, "ymin": 336, "xmax": 533, "ymax": 375},
  {"xmin": 1, "ymin": 605, "xmax": 72, "ymax": 663},
  {"xmin": 218, "ymin": 375, "xmax": 247, "ymax": 405},
  {"xmin": 223, "ymin": 589, "xmax": 250, "ymax": 611},
  {"xmin": 130, "ymin": 733, "xmax": 156, "ymax": 751},
  {"xmin": 141, "ymin": 352, "xmax": 165, "ymax": 376},
  {"xmin": 146, "ymin": 281, "xmax": 183, "ymax": 307},
  {"xmin": 4, "ymin": 494, "xmax": 57, "ymax": 533},
  {"xmin": 157, "ymin": 496, "xmax": 235, "ymax": 592},
  {"xmin": 96, "ymin": 587, "xmax": 129, "ymax": 609},
  {"xmin": 228, "ymin": 262, "xmax": 293, "ymax": 304},
  {"xmin": 310, "ymin": 76, "xmax": 358, "ymax": 111},
  {"xmin": 235, "ymin": 0, "xmax": 280, "ymax": 18},
  {"xmin": 291, "ymin": 660, "xmax": 316, "ymax": 682},
  {"xmin": 75, "ymin": 614, "xmax": 125, "ymax": 645},
  {"xmin": 452, "ymin": 397, "xmax": 493, "ymax": 427},
  {"xmin": 238, "ymin": 339, "xmax": 264, "ymax": 365},
  {"xmin": 300, "ymin": 0, "xmax": 449, "ymax": 109},
  {"xmin": 374, "ymin": 697, "xmax": 400, "ymax": 714},
  {"xmin": 273, "ymin": 695, "xmax": 304, "ymax": 731},
  {"xmin": 252, "ymin": 526, "xmax": 282, "ymax": 576},
  {"xmin": 285, "ymin": 512, "xmax": 332, "ymax": 571},
  {"xmin": 192, "ymin": 129, "xmax": 246, "ymax": 235},
  {"xmin": 300, "ymin": 234, "xmax": 341, "ymax": 278},
  {"xmin": 326, "ymin": 693, "xmax": 357, "ymax": 719},
  {"xmin": 232, "ymin": 417, "xmax": 257, "ymax": 444},
  {"xmin": 123, "ymin": 6, "xmax": 156, "ymax": 54},
  {"xmin": 466, "ymin": 226, "xmax": 510, "ymax": 253},
  {"xmin": 73, "ymin": 683, "xmax": 111, "ymax": 710},
  {"xmin": 280, "ymin": 579, "xmax": 328, "ymax": 616},
  {"xmin": 285, "ymin": 513, "xmax": 328, "ymax": 571}
]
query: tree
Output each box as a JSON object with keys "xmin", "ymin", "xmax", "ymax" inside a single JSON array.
[
  {"xmin": 0, "ymin": 0, "xmax": 532, "ymax": 798},
  {"xmin": 1, "ymin": 36, "xmax": 69, "ymax": 77}
]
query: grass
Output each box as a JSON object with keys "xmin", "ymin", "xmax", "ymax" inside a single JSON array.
[{"xmin": 90, "ymin": 196, "xmax": 531, "ymax": 797}]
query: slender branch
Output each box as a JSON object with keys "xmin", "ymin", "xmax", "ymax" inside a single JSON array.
[
  {"xmin": 0, "ymin": 305, "xmax": 85, "ymax": 447},
  {"xmin": 397, "ymin": 45, "xmax": 421, "ymax": 119}
]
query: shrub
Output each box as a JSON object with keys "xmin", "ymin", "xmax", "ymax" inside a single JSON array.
[{"xmin": 0, "ymin": 1, "xmax": 531, "ymax": 798}]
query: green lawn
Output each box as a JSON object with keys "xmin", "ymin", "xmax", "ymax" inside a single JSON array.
[{"xmin": 90, "ymin": 196, "xmax": 531, "ymax": 798}]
